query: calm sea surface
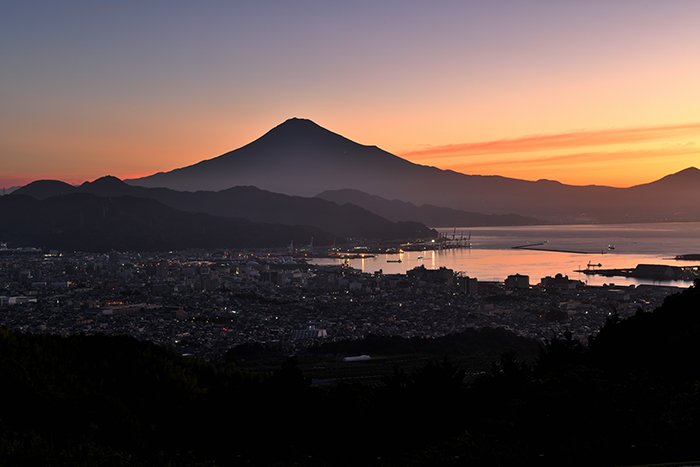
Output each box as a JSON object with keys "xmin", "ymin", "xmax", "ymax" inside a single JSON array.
[{"xmin": 311, "ymin": 222, "xmax": 700, "ymax": 287}]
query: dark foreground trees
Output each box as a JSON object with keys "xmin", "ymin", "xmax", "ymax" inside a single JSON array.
[{"xmin": 1, "ymin": 281, "xmax": 699, "ymax": 465}]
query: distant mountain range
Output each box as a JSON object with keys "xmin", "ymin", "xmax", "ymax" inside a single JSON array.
[
  {"xmin": 14, "ymin": 177, "xmax": 435, "ymax": 241},
  {"xmin": 0, "ymin": 194, "xmax": 333, "ymax": 252},
  {"xmin": 317, "ymin": 189, "xmax": 540, "ymax": 227},
  {"xmin": 128, "ymin": 118, "xmax": 700, "ymax": 223}
]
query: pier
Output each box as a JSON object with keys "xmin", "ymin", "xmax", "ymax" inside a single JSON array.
[
  {"xmin": 576, "ymin": 264, "xmax": 700, "ymax": 282},
  {"xmin": 513, "ymin": 242, "xmax": 605, "ymax": 255}
]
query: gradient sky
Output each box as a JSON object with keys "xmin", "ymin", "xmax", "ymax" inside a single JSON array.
[{"xmin": 1, "ymin": 0, "xmax": 699, "ymax": 189}]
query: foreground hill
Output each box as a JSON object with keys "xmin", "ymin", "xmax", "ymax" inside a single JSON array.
[
  {"xmin": 317, "ymin": 188, "xmax": 541, "ymax": 226},
  {"xmin": 0, "ymin": 282, "xmax": 699, "ymax": 465},
  {"xmin": 0, "ymin": 194, "xmax": 333, "ymax": 251},
  {"xmin": 127, "ymin": 118, "xmax": 700, "ymax": 223},
  {"xmin": 15, "ymin": 177, "xmax": 435, "ymax": 241}
]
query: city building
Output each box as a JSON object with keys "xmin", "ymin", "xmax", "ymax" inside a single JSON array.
[{"xmin": 505, "ymin": 274, "xmax": 529, "ymax": 289}]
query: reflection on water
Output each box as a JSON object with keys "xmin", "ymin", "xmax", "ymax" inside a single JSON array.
[{"xmin": 312, "ymin": 222, "xmax": 700, "ymax": 288}]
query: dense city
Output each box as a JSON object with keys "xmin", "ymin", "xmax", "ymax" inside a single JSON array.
[{"xmin": 0, "ymin": 247, "xmax": 682, "ymax": 361}]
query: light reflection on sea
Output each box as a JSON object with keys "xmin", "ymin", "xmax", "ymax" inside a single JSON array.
[{"xmin": 311, "ymin": 222, "xmax": 700, "ymax": 287}]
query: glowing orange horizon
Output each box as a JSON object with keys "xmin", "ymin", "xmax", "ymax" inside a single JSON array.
[
  {"xmin": 398, "ymin": 122, "xmax": 700, "ymax": 188},
  {"xmin": 401, "ymin": 123, "xmax": 700, "ymax": 159},
  {"xmin": 2, "ymin": 120, "xmax": 698, "ymax": 190}
]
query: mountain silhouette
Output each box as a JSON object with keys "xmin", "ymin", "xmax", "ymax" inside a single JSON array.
[
  {"xmin": 14, "ymin": 176, "xmax": 435, "ymax": 241},
  {"xmin": 631, "ymin": 166, "xmax": 700, "ymax": 190},
  {"xmin": 14, "ymin": 180, "xmax": 76, "ymax": 198},
  {"xmin": 129, "ymin": 118, "xmax": 417, "ymax": 196},
  {"xmin": 317, "ymin": 189, "xmax": 541, "ymax": 227},
  {"xmin": 0, "ymin": 193, "xmax": 333, "ymax": 251},
  {"xmin": 127, "ymin": 118, "xmax": 700, "ymax": 223}
]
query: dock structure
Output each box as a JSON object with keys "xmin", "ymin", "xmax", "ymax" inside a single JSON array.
[
  {"xmin": 512, "ymin": 241, "xmax": 608, "ymax": 255},
  {"xmin": 577, "ymin": 264, "xmax": 700, "ymax": 282}
]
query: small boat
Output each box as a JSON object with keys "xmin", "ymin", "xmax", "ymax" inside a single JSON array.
[{"xmin": 387, "ymin": 259, "xmax": 402, "ymax": 263}]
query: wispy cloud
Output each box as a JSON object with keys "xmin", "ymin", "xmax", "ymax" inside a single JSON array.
[
  {"xmin": 448, "ymin": 146, "xmax": 700, "ymax": 171},
  {"xmin": 402, "ymin": 123, "xmax": 700, "ymax": 160}
]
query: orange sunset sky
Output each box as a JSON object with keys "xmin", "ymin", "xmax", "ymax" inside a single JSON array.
[{"xmin": 1, "ymin": 1, "xmax": 699, "ymax": 189}]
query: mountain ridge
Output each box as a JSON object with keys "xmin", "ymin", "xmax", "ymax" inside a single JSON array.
[
  {"xmin": 14, "ymin": 176, "xmax": 435, "ymax": 241},
  {"xmin": 0, "ymin": 193, "xmax": 334, "ymax": 251},
  {"xmin": 127, "ymin": 118, "xmax": 700, "ymax": 223},
  {"xmin": 317, "ymin": 189, "xmax": 541, "ymax": 227},
  {"xmin": 631, "ymin": 166, "xmax": 700, "ymax": 189}
]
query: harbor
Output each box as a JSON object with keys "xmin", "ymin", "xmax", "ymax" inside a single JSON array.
[{"xmin": 310, "ymin": 222, "xmax": 700, "ymax": 288}]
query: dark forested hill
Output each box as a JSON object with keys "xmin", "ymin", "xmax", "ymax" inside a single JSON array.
[
  {"xmin": 14, "ymin": 176, "xmax": 436, "ymax": 241},
  {"xmin": 1, "ymin": 281, "xmax": 699, "ymax": 465},
  {"xmin": 0, "ymin": 193, "xmax": 333, "ymax": 251}
]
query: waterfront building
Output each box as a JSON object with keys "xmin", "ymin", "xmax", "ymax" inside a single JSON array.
[{"xmin": 505, "ymin": 274, "xmax": 529, "ymax": 289}]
